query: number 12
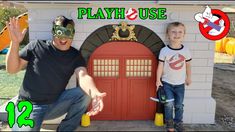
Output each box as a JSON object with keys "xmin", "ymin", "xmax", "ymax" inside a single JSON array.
[{"xmin": 5, "ymin": 101, "xmax": 35, "ymax": 128}]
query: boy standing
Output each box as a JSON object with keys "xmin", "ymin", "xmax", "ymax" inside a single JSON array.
[{"xmin": 156, "ymin": 22, "xmax": 192, "ymax": 132}]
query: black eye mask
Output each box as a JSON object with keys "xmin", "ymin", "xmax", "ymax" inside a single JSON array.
[{"xmin": 52, "ymin": 24, "xmax": 75, "ymax": 39}]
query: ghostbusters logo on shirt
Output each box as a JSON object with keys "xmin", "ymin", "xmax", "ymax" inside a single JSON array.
[{"xmin": 169, "ymin": 54, "xmax": 185, "ymax": 70}]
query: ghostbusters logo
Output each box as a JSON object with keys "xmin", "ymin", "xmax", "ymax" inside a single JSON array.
[
  {"xmin": 169, "ymin": 54, "xmax": 185, "ymax": 70},
  {"xmin": 194, "ymin": 5, "xmax": 230, "ymax": 40},
  {"xmin": 125, "ymin": 8, "xmax": 138, "ymax": 20}
]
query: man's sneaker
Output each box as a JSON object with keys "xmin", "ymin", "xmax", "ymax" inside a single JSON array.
[{"xmin": 174, "ymin": 122, "xmax": 185, "ymax": 132}]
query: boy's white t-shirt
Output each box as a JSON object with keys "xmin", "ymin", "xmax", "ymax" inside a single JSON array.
[{"xmin": 159, "ymin": 45, "xmax": 192, "ymax": 85}]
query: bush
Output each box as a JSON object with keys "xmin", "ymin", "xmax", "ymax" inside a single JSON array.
[
  {"xmin": 0, "ymin": 6, "xmax": 27, "ymax": 31},
  {"xmin": 0, "ymin": 6, "xmax": 29, "ymax": 46}
]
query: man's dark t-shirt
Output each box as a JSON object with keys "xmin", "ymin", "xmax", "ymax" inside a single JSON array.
[{"xmin": 18, "ymin": 40, "xmax": 86, "ymax": 104}]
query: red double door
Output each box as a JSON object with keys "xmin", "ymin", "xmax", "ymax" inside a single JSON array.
[{"xmin": 88, "ymin": 41, "xmax": 157, "ymax": 120}]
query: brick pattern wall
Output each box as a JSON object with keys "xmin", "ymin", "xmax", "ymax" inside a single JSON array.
[{"xmin": 25, "ymin": 4, "xmax": 217, "ymax": 124}]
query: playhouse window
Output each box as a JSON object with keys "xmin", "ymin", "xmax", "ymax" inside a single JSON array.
[
  {"xmin": 93, "ymin": 59, "xmax": 119, "ymax": 77},
  {"xmin": 126, "ymin": 59, "xmax": 152, "ymax": 77}
]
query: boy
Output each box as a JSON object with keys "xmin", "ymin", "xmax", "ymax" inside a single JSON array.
[{"xmin": 156, "ymin": 22, "xmax": 192, "ymax": 132}]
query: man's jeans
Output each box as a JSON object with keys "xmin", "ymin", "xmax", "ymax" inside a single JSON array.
[
  {"xmin": 12, "ymin": 87, "xmax": 91, "ymax": 131},
  {"xmin": 163, "ymin": 81, "xmax": 185, "ymax": 124}
]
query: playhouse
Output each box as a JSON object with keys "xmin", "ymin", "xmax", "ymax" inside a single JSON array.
[{"xmin": 1, "ymin": 1, "xmax": 235, "ymax": 124}]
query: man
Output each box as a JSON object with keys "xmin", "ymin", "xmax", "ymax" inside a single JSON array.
[{"xmin": 6, "ymin": 15, "xmax": 106, "ymax": 131}]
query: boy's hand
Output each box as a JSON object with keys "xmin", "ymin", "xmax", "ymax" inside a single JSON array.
[
  {"xmin": 156, "ymin": 80, "xmax": 163, "ymax": 91},
  {"xmin": 185, "ymin": 77, "xmax": 192, "ymax": 86}
]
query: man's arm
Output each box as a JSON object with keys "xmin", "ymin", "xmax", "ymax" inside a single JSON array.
[
  {"xmin": 75, "ymin": 67, "xmax": 101, "ymax": 98},
  {"xmin": 6, "ymin": 42, "xmax": 28, "ymax": 74},
  {"xmin": 5, "ymin": 17, "xmax": 28, "ymax": 74},
  {"xmin": 75, "ymin": 67, "xmax": 106, "ymax": 116},
  {"xmin": 185, "ymin": 61, "xmax": 192, "ymax": 86}
]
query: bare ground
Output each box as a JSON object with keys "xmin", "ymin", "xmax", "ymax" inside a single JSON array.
[{"xmin": 211, "ymin": 64, "xmax": 235, "ymax": 131}]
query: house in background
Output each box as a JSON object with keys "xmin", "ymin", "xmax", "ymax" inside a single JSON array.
[{"xmin": 1, "ymin": 1, "xmax": 235, "ymax": 124}]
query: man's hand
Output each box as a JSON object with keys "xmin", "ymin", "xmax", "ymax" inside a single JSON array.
[
  {"xmin": 6, "ymin": 17, "xmax": 27, "ymax": 44},
  {"xmin": 86, "ymin": 92, "xmax": 106, "ymax": 116},
  {"xmin": 75, "ymin": 67, "xmax": 107, "ymax": 116}
]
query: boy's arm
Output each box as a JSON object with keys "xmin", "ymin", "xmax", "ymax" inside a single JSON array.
[
  {"xmin": 156, "ymin": 61, "xmax": 164, "ymax": 91},
  {"xmin": 185, "ymin": 61, "xmax": 192, "ymax": 86},
  {"xmin": 156, "ymin": 47, "xmax": 165, "ymax": 91}
]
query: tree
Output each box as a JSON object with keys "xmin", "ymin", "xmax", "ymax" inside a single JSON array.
[
  {"xmin": 0, "ymin": 6, "xmax": 27, "ymax": 31},
  {"xmin": 0, "ymin": 6, "xmax": 28, "ymax": 46}
]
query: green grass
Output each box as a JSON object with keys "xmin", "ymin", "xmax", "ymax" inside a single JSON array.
[
  {"xmin": 0, "ymin": 54, "xmax": 25, "ymax": 105},
  {"xmin": 0, "ymin": 54, "xmax": 6, "ymax": 64}
]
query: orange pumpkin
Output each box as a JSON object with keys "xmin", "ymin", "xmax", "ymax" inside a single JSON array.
[
  {"xmin": 225, "ymin": 38, "xmax": 235, "ymax": 55},
  {"xmin": 215, "ymin": 37, "xmax": 235, "ymax": 54},
  {"xmin": 222, "ymin": 37, "xmax": 231, "ymax": 53},
  {"xmin": 215, "ymin": 37, "xmax": 230, "ymax": 53},
  {"xmin": 215, "ymin": 39, "xmax": 223, "ymax": 52}
]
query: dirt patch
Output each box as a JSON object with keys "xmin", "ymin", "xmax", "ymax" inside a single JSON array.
[{"xmin": 212, "ymin": 64, "xmax": 235, "ymax": 130}]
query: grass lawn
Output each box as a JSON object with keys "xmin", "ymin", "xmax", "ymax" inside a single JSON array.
[{"xmin": 0, "ymin": 54, "xmax": 25, "ymax": 105}]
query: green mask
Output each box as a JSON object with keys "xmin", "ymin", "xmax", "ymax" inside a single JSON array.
[{"xmin": 52, "ymin": 24, "xmax": 75, "ymax": 39}]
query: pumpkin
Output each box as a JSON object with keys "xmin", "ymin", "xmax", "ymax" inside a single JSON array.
[
  {"xmin": 225, "ymin": 38, "xmax": 235, "ymax": 55},
  {"xmin": 222, "ymin": 37, "xmax": 230, "ymax": 53},
  {"xmin": 215, "ymin": 37, "xmax": 230, "ymax": 53},
  {"xmin": 215, "ymin": 39, "xmax": 223, "ymax": 52},
  {"xmin": 215, "ymin": 37, "xmax": 235, "ymax": 54}
]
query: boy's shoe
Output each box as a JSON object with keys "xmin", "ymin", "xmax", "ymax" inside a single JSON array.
[
  {"xmin": 174, "ymin": 122, "xmax": 185, "ymax": 132},
  {"xmin": 165, "ymin": 120, "xmax": 174, "ymax": 132},
  {"xmin": 167, "ymin": 128, "xmax": 174, "ymax": 132}
]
